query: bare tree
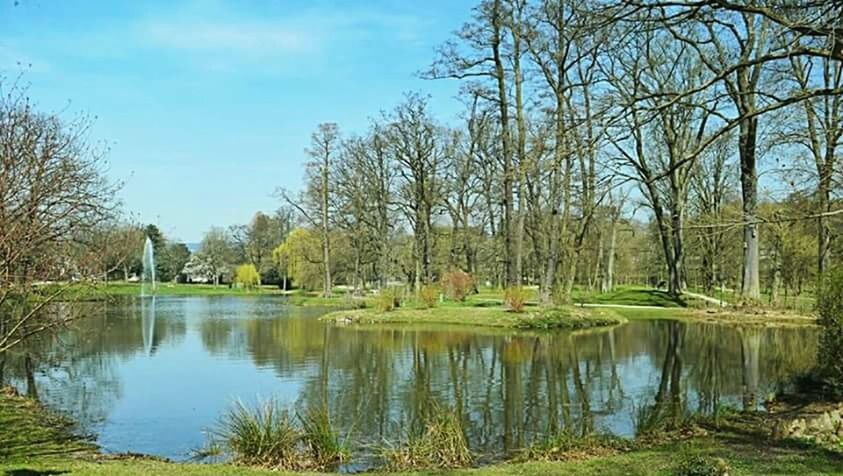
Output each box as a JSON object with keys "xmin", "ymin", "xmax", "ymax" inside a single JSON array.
[
  {"xmin": 279, "ymin": 123, "xmax": 339, "ymax": 297},
  {"xmin": 0, "ymin": 80, "xmax": 119, "ymax": 354},
  {"xmin": 385, "ymin": 94, "xmax": 443, "ymax": 291},
  {"xmin": 427, "ymin": 0, "xmax": 518, "ymax": 286}
]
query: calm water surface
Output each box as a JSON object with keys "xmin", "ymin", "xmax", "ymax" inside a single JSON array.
[{"xmin": 8, "ymin": 296, "xmax": 818, "ymax": 463}]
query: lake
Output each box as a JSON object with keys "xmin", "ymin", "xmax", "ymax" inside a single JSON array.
[{"xmin": 5, "ymin": 296, "xmax": 818, "ymax": 466}]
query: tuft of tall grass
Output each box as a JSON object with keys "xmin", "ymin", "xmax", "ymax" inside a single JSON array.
[
  {"xmin": 299, "ymin": 404, "xmax": 349, "ymax": 466},
  {"xmin": 381, "ymin": 404, "xmax": 472, "ymax": 471},
  {"xmin": 203, "ymin": 399, "xmax": 350, "ymax": 470},
  {"xmin": 208, "ymin": 399, "xmax": 301, "ymax": 469}
]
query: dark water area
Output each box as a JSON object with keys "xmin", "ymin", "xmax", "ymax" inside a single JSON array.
[{"xmin": 3, "ymin": 296, "xmax": 818, "ymax": 464}]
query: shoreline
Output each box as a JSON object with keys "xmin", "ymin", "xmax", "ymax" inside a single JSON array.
[
  {"xmin": 3, "ymin": 386, "xmax": 842, "ymax": 475},
  {"xmin": 65, "ymin": 282, "xmax": 817, "ymax": 327}
]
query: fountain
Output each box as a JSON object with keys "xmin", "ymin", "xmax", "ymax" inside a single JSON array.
[{"xmin": 141, "ymin": 236, "xmax": 156, "ymax": 297}]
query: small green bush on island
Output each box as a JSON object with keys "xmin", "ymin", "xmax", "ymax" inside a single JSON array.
[
  {"xmin": 504, "ymin": 286, "xmax": 528, "ymax": 313},
  {"xmin": 441, "ymin": 270, "xmax": 474, "ymax": 302},
  {"xmin": 377, "ymin": 287, "xmax": 403, "ymax": 312},
  {"xmin": 419, "ymin": 285, "xmax": 439, "ymax": 309}
]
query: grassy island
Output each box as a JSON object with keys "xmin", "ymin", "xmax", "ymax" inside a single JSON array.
[{"xmin": 321, "ymin": 305, "xmax": 626, "ymax": 331}]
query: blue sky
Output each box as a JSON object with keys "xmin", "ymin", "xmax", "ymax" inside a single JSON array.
[{"xmin": 0, "ymin": 0, "xmax": 471, "ymax": 242}]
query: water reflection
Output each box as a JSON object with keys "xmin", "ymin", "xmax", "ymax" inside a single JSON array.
[
  {"xmin": 7, "ymin": 297, "xmax": 818, "ymax": 461},
  {"xmin": 141, "ymin": 296, "xmax": 157, "ymax": 356}
]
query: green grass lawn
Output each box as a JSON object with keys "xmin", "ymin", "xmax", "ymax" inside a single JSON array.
[
  {"xmin": 86, "ymin": 282, "xmax": 288, "ymax": 297},
  {"xmin": 3, "ymin": 388, "xmax": 843, "ymax": 475},
  {"xmin": 573, "ymin": 286, "xmax": 687, "ymax": 307}
]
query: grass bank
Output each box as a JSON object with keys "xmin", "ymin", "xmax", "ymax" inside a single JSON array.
[
  {"xmin": 64, "ymin": 282, "xmax": 369, "ymax": 307},
  {"xmin": 609, "ymin": 306, "xmax": 818, "ymax": 328},
  {"xmin": 321, "ymin": 306, "xmax": 626, "ymax": 330},
  {"xmin": 3, "ymin": 388, "xmax": 843, "ymax": 475}
]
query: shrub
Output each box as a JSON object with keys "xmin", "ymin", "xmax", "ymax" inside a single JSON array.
[
  {"xmin": 515, "ymin": 308, "xmax": 620, "ymax": 330},
  {"xmin": 817, "ymin": 268, "xmax": 843, "ymax": 395},
  {"xmin": 504, "ymin": 286, "xmax": 528, "ymax": 313},
  {"xmin": 381, "ymin": 404, "xmax": 472, "ymax": 471},
  {"xmin": 441, "ymin": 270, "xmax": 474, "ymax": 302},
  {"xmin": 377, "ymin": 287, "xmax": 403, "ymax": 312},
  {"xmin": 419, "ymin": 285, "xmax": 439, "ymax": 309},
  {"xmin": 234, "ymin": 264, "xmax": 261, "ymax": 291}
]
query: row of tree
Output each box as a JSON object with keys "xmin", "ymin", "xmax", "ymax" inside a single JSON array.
[{"xmin": 277, "ymin": 0, "xmax": 841, "ymax": 303}]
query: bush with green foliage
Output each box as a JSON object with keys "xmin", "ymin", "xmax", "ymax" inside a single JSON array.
[
  {"xmin": 504, "ymin": 286, "xmax": 528, "ymax": 313},
  {"xmin": 817, "ymin": 268, "xmax": 843, "ymax": 395},
  {"xmin": 234, "ymin": 264, "xmax": 261, "ymax": 290},
  {"xmin": 377, "ymin": 287, "xmax": 403, "ymax": 312},
  {"xmin": 441, "ymin": 270, "xmax": 474, "ymax": 302},
  {"xmin": 419, "ymin": 285, "xmax": 439, "ymax": 309},
  {"xmin": 515, "ymin": 309, "xmax": 621, "ymax": 330}
]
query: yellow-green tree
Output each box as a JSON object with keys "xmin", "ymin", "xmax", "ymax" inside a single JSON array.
[
  {"xmin": 272, "ymin": 227, "xmax": 323, "ymax": 291},
  {"xmin": 234, "ymin": 264, "xmax": 261, "ymax": 290}
]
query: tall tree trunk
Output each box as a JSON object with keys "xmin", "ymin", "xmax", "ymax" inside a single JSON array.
[
  {"xmin": 739, "ymin": 116, "xmax": 760, "ymax": 300},
  {"xmin": 592, "ymin": 230, "xmax": 603, "ymax": 291},
  {"xmin": 491, "ymin": 0, "xmax": 516, "ymax": 287},
  {"xmin": 602, "ymin": 209, "xmax": 618, "ymax": 293},
  {"xmin": 512, "ymin": 16, "xmax": 528, "ymax": 286},
  {"xmin": 321, "ymin": 161, "xmax": 332, "ymax": 298}
]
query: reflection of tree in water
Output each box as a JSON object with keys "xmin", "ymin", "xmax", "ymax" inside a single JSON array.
[
  {"xmin": 4, "ymin": 298, "xmax": 187, "ymax": 430},
  {"xmin": 636, "ymin": 321, "xmax": 686, "ymax": 433},
  {"xmin": 740, "ymin": 327, "xmax": 762, "ymax": 409},
  {"xmin": 251, "ymin": 319, "xmax": 818, "ymax": 459}
]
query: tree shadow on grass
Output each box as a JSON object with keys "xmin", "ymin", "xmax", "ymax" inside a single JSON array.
[{"xmin": 696, "ymin": 415, "xmax": 843, "ymax": 473}]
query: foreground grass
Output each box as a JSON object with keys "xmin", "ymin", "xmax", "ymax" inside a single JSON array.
[{"xmin": 3, "ymin": 388, "xmax": 843, "ymax": 475}]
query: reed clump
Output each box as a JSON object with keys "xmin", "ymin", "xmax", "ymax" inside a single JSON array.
[
  {"xmin": 381, "ymin": 405, "xmax": 472, "ymax": 471},
  {"xmin": 204, "ymin": 399, "xmax": 348, "ymax": 470}
]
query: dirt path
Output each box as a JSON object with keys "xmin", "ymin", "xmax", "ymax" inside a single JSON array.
[{"xmin": 683, "ymin": 290, "xmax": 729, "ymax": 307}]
